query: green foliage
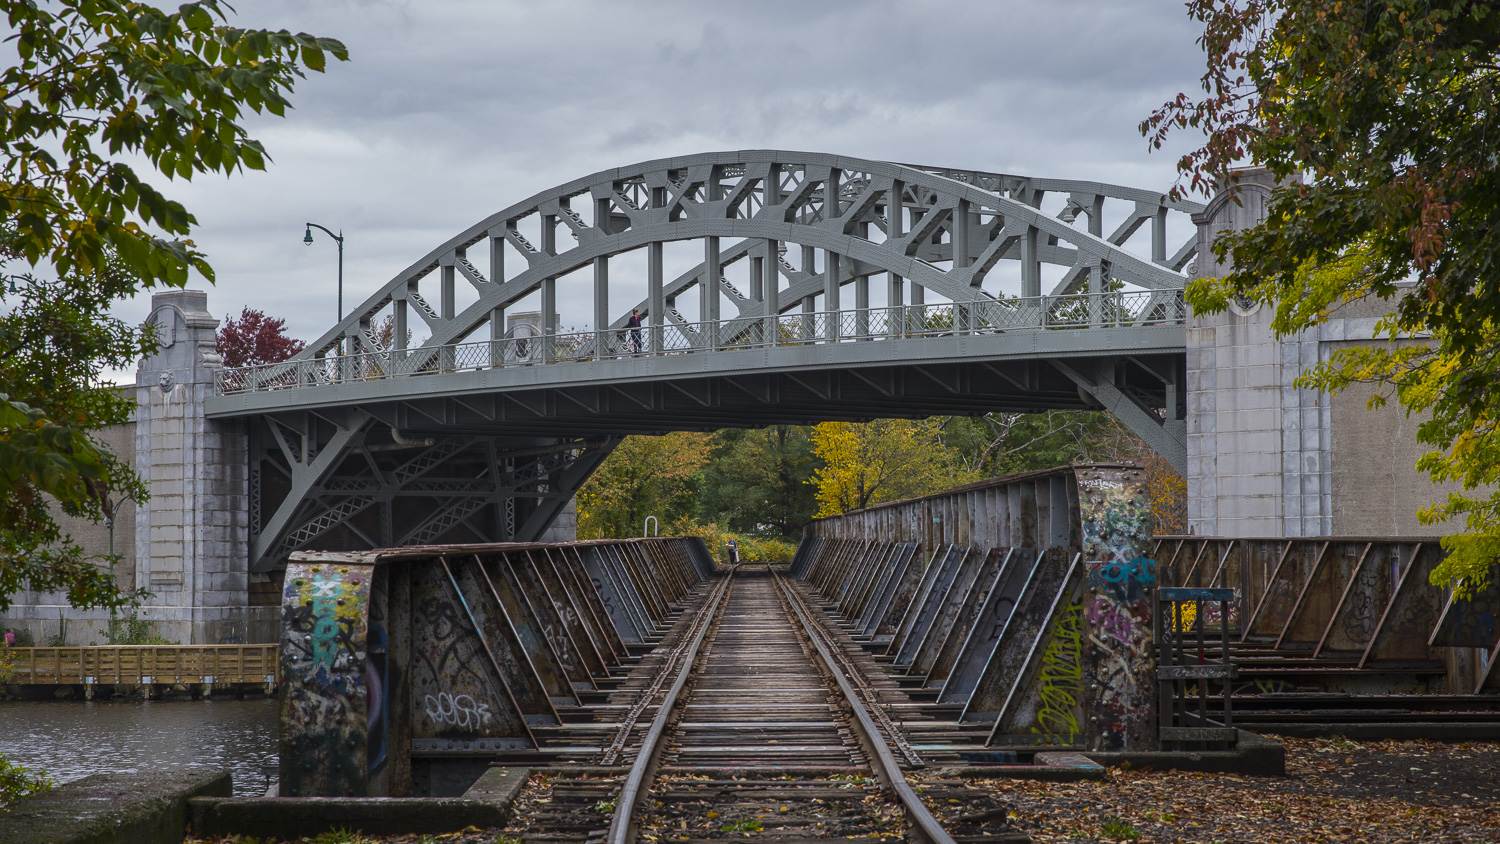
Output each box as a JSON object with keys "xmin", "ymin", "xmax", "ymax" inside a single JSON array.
[
  {"xmin": 0, "ymin": 267, "xmax": 153, "ymax": 613},
  {"xmin": 0, "ymin": 1, "xmax": 345, "ymax": 611},
  {"xmin": 1144, "ymin": 0, "xmax": 1500, "ymax": 593},
  {"xmin": 301, "ymin": 829, "xmax": 371, "ymax": 844},
  {"xmin": 696, "ymin": 425, "xmax": 820, "ymax": 539},
  {"xmin": 579, "ymin": 416, "xmax": 1185, "ymax": 539},
  {"xmin": 720, "ymin": 819, "xmax": 763, "ymax": 832},
  {"xmin": 811, "ymin": 418, "xmax": 978, "ymax": 516},
  {"xmin": 577, "ymin": 431, "xmax": 712, "ymax": 539},
  {"xmin": 1100, "ymin": 816, "xmax": 1141, "ymax": 840},
  {"xmin": 0, "ymin": 0, "xmax": 348, "ymax": 286},
  {"xmin": 669, "ymin": 519, "xmax": 796, "ymax": 564},
  {"xmin": 0, "ymin": 753, "xmax": 52, "ymax": 807},
  {"xmin": 99, "ymin": 611, "xmax": 175, "ymax": 645}
]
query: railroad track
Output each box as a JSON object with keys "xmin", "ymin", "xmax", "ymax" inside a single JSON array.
[{"xmin": 584, "ymin": 565, "xmax": 1025, "ymax": 844}]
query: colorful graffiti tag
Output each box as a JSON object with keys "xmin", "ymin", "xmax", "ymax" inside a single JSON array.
[
  {"xmin": 278, "ymin": 560, "xmax": 375, "ymax": 797},
  {"xmin": 1075, "ymin": 467, "xmax": 1157, "ymax": 752}
]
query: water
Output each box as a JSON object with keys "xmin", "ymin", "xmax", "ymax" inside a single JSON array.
[{"xmin": 0, "ymin": 698, "xmax": 279, "ymax": 796}]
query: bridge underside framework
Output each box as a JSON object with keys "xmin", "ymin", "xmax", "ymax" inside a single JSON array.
[
  {"xmin": 278, "ymin": 536, "xmax": 714, "ymax": 798},
  {"xmin": 210, "ymin": 151, "xmax": 1200, "ymax": 572}
]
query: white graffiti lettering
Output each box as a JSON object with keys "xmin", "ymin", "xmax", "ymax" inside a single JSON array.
[{"xmin": 423, "ymin": 692, "xmax": 493, "ymax": 729}]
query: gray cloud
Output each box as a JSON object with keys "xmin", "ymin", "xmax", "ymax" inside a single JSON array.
[{"xmin": 98, "ymin": 0, "xmax": 1210, "ymax": 372}]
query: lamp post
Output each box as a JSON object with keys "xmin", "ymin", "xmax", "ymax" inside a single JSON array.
[{"xmin": 303, "ymin": 223, "xmax": 345, "ymax": 323}]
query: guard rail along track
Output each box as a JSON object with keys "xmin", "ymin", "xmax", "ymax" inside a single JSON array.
[{"xmin": 605, "ymin": 565, "xmax": 1025, "ymax": 844}]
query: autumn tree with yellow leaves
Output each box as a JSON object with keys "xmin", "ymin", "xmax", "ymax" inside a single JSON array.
[
  {"xmin": 576, "ymin": 432, "xmax": 712, "ymax": 539},
  {"xmin": 809, "ymin": 419, "xmax": 978, "ymax": 517}
]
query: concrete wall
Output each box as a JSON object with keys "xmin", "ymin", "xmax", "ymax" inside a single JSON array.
[
  {"xmin": 1328, "ymin": 338, "xmax": 1466, "ymax": 536},
  {"xmin": 4, "ymin": 412, "xmax": 138, "ymax": 646},
  {"xmin": 1186, "ymin": 170, "xmax": 1459, "ymax": 538},
  {"xmin": 1, "ymin": 290, "xmax": 579, "ymax": 645},
  {"xmin": 1, "ymin": 291, "xmax": 275, "ymax": 645}
]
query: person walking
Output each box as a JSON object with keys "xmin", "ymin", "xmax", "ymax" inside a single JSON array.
[
  {"xmin": 627, "ymin": 308, "xmax": 644, "ymax": 354},
  {"xmin": 725, "ymin": 537, "xmax": 739, "ymax": 566}
]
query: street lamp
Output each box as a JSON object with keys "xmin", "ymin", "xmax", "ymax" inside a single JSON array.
[{"xmin": 303, "ymin": 223, "xmax": 345, "ymax": 323}]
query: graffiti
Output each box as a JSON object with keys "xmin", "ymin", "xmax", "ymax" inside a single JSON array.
[
  {"xmin": 1074, "ymin": 468, "xmax": 1156, "ymax": 753},
  {"xmin": 1078, "ymin": 475, "xmax": 1152, "ymax": 569},
  {"xmin": 1167, "ymin": 599, "xmax": 1238, "ymax": 633},
  {"xmin": 409, "ymin": 565, "xmax": 520, "ymax": 740},
  {"xmin": 515, "ymin": 623, "xmax": 542, "ymax": 656},
  {"xmin": 1031, "ymin": 600, "xmax": 1085, "ymax": 745},
  {"xmin": 1086, "ymin": 596, "xmax": 1139, "ymax": 645},
  {"xmin": 1086, "ymin": 554, "xmax": 1152, "ymax": 752},
  {"xmin": 423, "ymin": 691, "xmax": 493, "ymax": 729},
  {"xmin": 278, "ymin": 561, "xmax": 374, "ymax": 797},
  {"xmin": 365, "ymin": 623, "xmax": 389, "ymax": 778},
  {"xmin": 1338, "ymin": 571, "xmax": 1381, "ymax": 646},
  {"xmin": 1085, "ymin": 557, "xmax": 1155, "ymax": 602},
  {"xmin": 282, "ymin": 565, "xmax": 370, "ymax": 691}
]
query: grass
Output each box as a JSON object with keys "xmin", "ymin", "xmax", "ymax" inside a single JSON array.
[{"xmin": 1099, "ymin": 816, "xmax": 1141, "ymax": 840}]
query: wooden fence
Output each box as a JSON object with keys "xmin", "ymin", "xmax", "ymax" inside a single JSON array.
[{"xmin": 2, "ymin": 644, "xmax": 279, "ymax": 688}]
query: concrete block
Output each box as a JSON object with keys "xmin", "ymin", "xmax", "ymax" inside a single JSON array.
[
  {"xmin": 1245, "ymin": 364, "xmax": 1281, "ymax": 389},
  {"xmin": 0, "ymin": 770, "xmax": 230, "ymax": 844},
  {"xmin": 189, "ymin": 793, "xmax": 516, "ymax": 839}
]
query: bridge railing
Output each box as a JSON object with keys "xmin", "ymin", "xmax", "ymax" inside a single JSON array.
[{"xmin": 216, "ymin": 288, "xmax": 1185, "ymax": 396}]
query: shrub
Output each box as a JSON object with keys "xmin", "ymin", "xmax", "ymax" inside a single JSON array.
[{"xmin": 0, "ymin": 754, "xmax": 52, "ymax": 807}]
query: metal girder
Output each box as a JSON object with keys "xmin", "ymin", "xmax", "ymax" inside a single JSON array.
[
  {"xmin": 215, "ymin": 152, "xmax": 1204, "ymax": 566},
  {"xmin": 250, "ymin": 412, "xmax": 371, "ymax": 571},
  {"xmin": 1053, "ymin": 359, "xmax": 1187, "ymax": 474},
  {"xmin": 230, "ymin": 152, "xmax": 1199, "ymax": 377},
  {"xmin": 249, "ymin": 424, "xmax": 614, "ymax": 572}
]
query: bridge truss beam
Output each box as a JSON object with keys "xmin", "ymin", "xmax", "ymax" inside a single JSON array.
[
  {"xmin": 218, "ymin": 151, "xmax": 1203, "ymax": 570},
  {"xmin": 248, "ymin": 411, "xmax": 617, "ymax": 571}
]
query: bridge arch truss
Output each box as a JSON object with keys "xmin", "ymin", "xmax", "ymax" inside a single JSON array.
[{"xmin": 210, "ymin": 151, "xmax": 1202, "ymax": 571}]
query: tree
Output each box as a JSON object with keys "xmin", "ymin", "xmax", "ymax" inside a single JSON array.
[
  {"xmin": 810, "ymin": 418, "xmax": 977, "ymax": 516},
  {"xmin": 940, "ymin": 411, "xmax": 1134, "ymax": 477},
  {"xmin": 0, "ymin": 264, "xmax": 152, "ymax": 612},
  {"xmin": 0, "ymin": 0, "xmax": 346, "ymax": 610},
  {"xmin": 697, "ymin": 425, "xmax": 821, "ymax": 540},
  {"xmin": 576, "ymin": 432, "xmax": 713, "ymax": 539},
  {"xmin": 216, "ymin": 307, "xmax": 307, "ymax": 368},
  {"xmin": 1142, "ymin": 0, "xmax": 1500, "ymax": 592}
]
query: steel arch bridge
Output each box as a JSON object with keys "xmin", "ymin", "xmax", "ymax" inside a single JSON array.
[{"xmin": 206, "ymin": 151, "xmax": 1202, "ymax": 572}]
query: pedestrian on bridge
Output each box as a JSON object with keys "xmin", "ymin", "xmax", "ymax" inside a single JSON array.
[
  {"xmin": 627, "ymin": 308, "xmax": 644, "ymax": 354},
  {"xmin": 726, "ymin": 537, "xmax": 739, "ymax": 566}
]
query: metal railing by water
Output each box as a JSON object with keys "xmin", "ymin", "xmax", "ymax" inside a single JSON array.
[{"xmin": 216, "ymin": 289, "xmax": 1186, "ymax": 396}]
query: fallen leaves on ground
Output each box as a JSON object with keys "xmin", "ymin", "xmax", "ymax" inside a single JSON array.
[{"xmin": 971, "ymin": 737, "xmax": 1500, "ymax": 843}]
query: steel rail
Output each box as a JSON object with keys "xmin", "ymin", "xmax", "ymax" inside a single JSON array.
[
  {"xmin": 771, "ymin": 568, "xmax": 960, "ymax": 844},
  {"xmin": 606, "ymin": 565, "xmax": 738, "ymax": 844},
  {"xmin": 600, "ymin": 567, "xmax": 731, "ymax": 766},
  {"xmin": 785, "ymin": 571, "xmax": 926, "ymax": 769}
]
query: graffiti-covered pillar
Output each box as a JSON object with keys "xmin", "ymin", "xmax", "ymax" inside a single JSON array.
[
  {"xmin": 1075, "ymin": 465, "xmax": 1157, "ymax": 752},
  {"xmin": 278, "ymin": 556, "xmax": 377, "ymax": 797}
]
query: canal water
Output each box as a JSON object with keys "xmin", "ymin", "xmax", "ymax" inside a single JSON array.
[{"xmin": 0, "ymin": 698, "xmax": 278, "ymax": 796}]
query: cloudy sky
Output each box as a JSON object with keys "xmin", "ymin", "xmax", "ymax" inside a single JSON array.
[{"xmin": 105, "ymin": 0, "xmax": 1210, "ymax": 377}]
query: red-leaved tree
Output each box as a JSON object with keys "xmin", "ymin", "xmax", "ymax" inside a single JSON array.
[{"xmin": 216, "ymin": 307, "xmax": 307, "ymax": 368}]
